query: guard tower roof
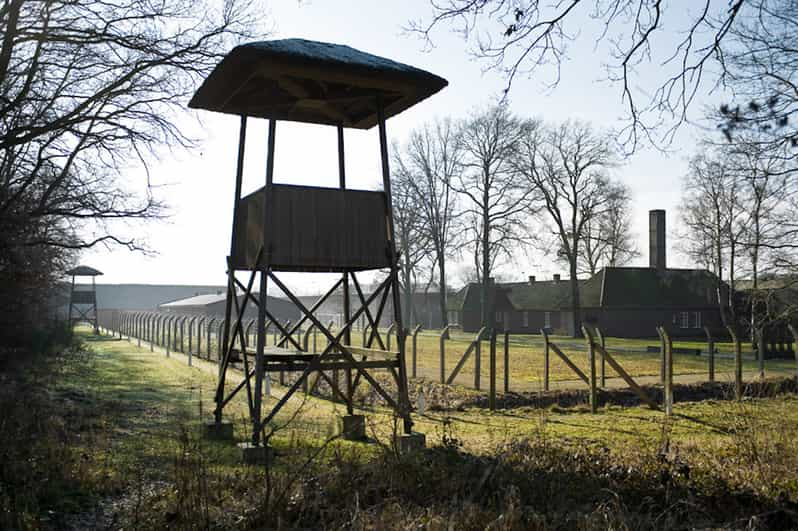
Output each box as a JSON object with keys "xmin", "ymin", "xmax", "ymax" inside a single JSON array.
[
  {"xmin": 188, "ymin": 39, "xmax": 448, "ymax": 129},
  {"xmin": 66, "ymin": 265, "xmax": 103, "ymax": 276}
]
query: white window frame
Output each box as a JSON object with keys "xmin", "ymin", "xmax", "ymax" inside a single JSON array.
[
  {"xmin": 693, "ymin": 311, "xmax": 701, "ymax": 329},
  {"xmin": 495, "ymin": 311, "xmax": 502, "ymax": 323},
  {"xmin": 680, "ymin": 311, "xmax": 690, "ymax": 329},
  {"xmin": 522, "ymin": 311, "xmax": 529, "ymax": 328},
  {"xmin": 544, "ymin": 311, "xmax": 551, "ymax": 328}
]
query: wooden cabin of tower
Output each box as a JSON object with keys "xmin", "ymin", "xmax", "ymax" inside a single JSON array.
[{"xmin": 189, "ymin": 39, "xmax": 448, "ymax": 449}]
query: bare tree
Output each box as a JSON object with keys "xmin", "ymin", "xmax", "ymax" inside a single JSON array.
[
  {"xmin": 392, "ymin": 157, "xmax": 433, "ymax": 328},
  {"xmin": 411, "ymin": 0, "xmax": 798, "ymax": 152},
  {"xmin": 576, "ymin": 181, "xmax": 638, "ymax": 275},
  {"xmin": 515, "ymin": 119, "xmax": 619, "ymax": 337},
  {"xmin": 453, "ymin": 104, "xmax": 537, "ymax": 329},
  {"xmin": 0, "ymin": 0, "xmax": 257, "ymax": 254},
  {"xmin": 393, "ymin": 119, "xmax": 463, "ymax": 327},
  {"xmin": 0, "ymin": 0, "xmax": 260, "ymax": 340},
  {"xmin": 680, "ymin": 148, "xmax": 743, "ymax": 324}
]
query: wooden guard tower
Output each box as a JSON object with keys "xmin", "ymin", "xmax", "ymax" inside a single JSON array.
[
  {"xmin": 66, "ymin": 265, "xmax": 102, "ymax": 334},
  {"xmin": 189, "ymin": 39, "xmax": 448, "ymax": 447}
]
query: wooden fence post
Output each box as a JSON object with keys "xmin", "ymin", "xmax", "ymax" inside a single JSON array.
[
  {"xmin": 703, "ymin": 325, "xmax": 714, "ymax": 383},
  {"xmin": 503, "ymin": 330, "xmax": 510, "ymax": 393},
  {"xmin": 411, "ymin": 325, "xmax": 422, "ymax": 378},
  {"xmin": 489, "ymin": 329, "xmax": 497, "ymax": 410},
  {"xmin": 596, "ymin": 327, "xmax": 606, "ymax": 387},
  {"xmin": 581, "ymin": 326, "xmax": 597, "ymax": 413},
  {"xmin": 727, "ymin": 325, "xmax": 743, "ymax": 400},
  {"xmin": 657, "ymin": 326, "xmax": 673, "ymax": 416},
  {"xmin": 439, "ymin": 326, "xmax": 450, "ymax": 384},
  {"xmin": 541, "ymin": 328, "xmax": 550, "ymax": 392}
]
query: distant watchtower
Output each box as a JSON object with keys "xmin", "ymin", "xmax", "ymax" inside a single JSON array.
[
  {"xmin": 189, "ymin": 39, "xmax": 447, "ymax": 448},
  {"xmin": 66, "ymin": 265, "xmax": 102, "ymax": 334}
]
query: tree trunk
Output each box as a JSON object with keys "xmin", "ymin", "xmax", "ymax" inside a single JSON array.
[
  {"xmin": 570, "ymin": 257, "xmax": 582, "ymax": 338},
  {"xmin": 482, "ymin": 176, "xmax": 490, "ymax": 330},
  {"xmin": 438, "ymin": 250, "xmax": 448, "ymax": 328}
]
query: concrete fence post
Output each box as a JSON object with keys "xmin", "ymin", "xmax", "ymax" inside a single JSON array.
[
  {"xmin": 386, "ymin": 322, "xmax": 396, "ymax": 352},
  {"xmin": 657, "ymin": 326, "xmax": 673, "ymax": 416},
  {"xmin": 541, "ymin": 328, "xmax": 550, "ymax": 392},
  {"xmin": 581, "ymin": 326, "xmax": 597, "ymax": 413},
  {"xmin": 411, "ymin": 324, "xmax": 422, "ymax": 378},
  {"xmin": 503, "ymin": 330, "xmax": 510, "ymax": 394},
  {"xmin": 757, "ymin": 327, "xmax": 765, "ymax": 379},
  {"xmin": 703, "ymin": 325, "xmax": 714, "ymax": 383},
  {"xmin": 489, "ymin": 328, "xmax": 498, "ymax": 410},
  {"xmin": 439, "ymin": 326, "xmax": 450, "ymax": 384},
  {"xmin": 726, "ymin": 325, "xmax": 743, "ymax": 400},
  {"xmin": 595, "ymin": 327, "xmax": 606, "ymax": 388}
]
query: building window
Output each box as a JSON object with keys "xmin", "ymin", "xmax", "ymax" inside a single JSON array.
[
  {"xmin": 544, "ymin": 311, "xmax": 551, "ymax": 328},
  {"xmin": 693, "ymin": 311, "xmax": 701, "ymax": 329},
  {"xmin": 672, "ymin": 313, "xmax": 677, "ymax": 325},
  {"xmin": 522, "ymin": 311, "xmax": 529, "ymax": 328},
  {"xmin": 495, "ymin": 311, "xmax": 502, "ymax": 323},
  {"xmin": 448, "ymin": 311, "xmax": 459, "ymax": 325},
  {"xmin": 680, "ymin": 311, "xmax": 690, "ymax": 329}
]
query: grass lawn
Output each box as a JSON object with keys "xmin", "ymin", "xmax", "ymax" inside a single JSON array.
[{"xmin": 3, "ymin": 327, "xmax": 798, "ymax": 529}]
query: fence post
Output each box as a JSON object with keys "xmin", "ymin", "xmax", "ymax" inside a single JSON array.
[
  {"xmin": 595, "ymin": 327, "xmax": 606, "ymax": 388},
  {"xmin": 703, "ymin": 325, "xmax": 714, "ymax": 382},
  {"xmin": 136, "ymin": 313, "xmax": 142, "ymax": 347},
  {"xmin": 439, "ymin": 326, "xmax": 450, "ymax": 384},
  {"xmin": 503, "ymin": 330, "xmax": 510, "ymax": 394},
  {"xmin": 411, "ymin": 325, "xmax": 422, "ymax": 378},
  {"xmin": 474, "ymin": 328, "xmax": 482, "ymax": 390},
  {"xmin": 756, "ymin": 327, "xmax": 765, "ymax": 379},
  {"xmin": 659, "ymin": 326, "xmax": 666, "ymax": 384},
  {"xmin": 657, "ymin": 326, "xmax": 673, "ymax": 416},
  {"xmin": 217, "ymin": 320, "xmax": 225, "ymax": 361},
  {"xmin": 727, "ymin": 325, "xmax": 743, "ymax": 400},
  {"xmin": 386, "ymin": 322, "xmax": 396, "ymax": 351},
  {"xmin": 581, "ymin": 326, "xmax": 597, "ymax": 413},
  {"xmin": 489, "ymin": 329, "xmax": 498, "ymax": 410},
  {"xmin": 541, "ymin": 328, "xmax": 550, "ymax": 392},
  {"xmin": 362, "ymin": 322, "xmax": 370, "ymax": 347},
  {"xmin": 166, "ymin": 316, "xmax": 172, "ymax": 357},
  {"xmin": 245, "ymin": 319, "xmax": 256, "ymax": 350},
  {"xmin": 301, "ymin": 324, "xmax": 314, "ymax": 394}
]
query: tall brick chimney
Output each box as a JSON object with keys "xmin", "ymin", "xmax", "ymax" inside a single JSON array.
[{"xmin": 649, "ymin": 209, "xmax": 666, "ymax": 271}]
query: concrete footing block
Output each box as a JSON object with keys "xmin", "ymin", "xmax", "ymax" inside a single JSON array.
[
  {"xmin": 395, "ymin": 432, "xmax": 426, "ymax": 453},
  {"xmin": 238, "ymin": 442, "xmax": 273, "ymax": 465},
  {"xmin": 203, "ymin": 421, "xmax": 234, "ymax": 441},
  {"xmin": 341, "ymin": 414, "xmax": 366, "ymax": 441}
]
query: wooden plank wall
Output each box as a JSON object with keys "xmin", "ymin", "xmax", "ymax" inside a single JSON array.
[{"xmin": 232, "ymin": 184, "xmax": 390, "ymax": 271}]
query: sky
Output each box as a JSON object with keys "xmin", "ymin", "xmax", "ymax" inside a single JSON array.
[{"xmin": 82, "ymin": 0, "xmax": 716, "ymax": 293}]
